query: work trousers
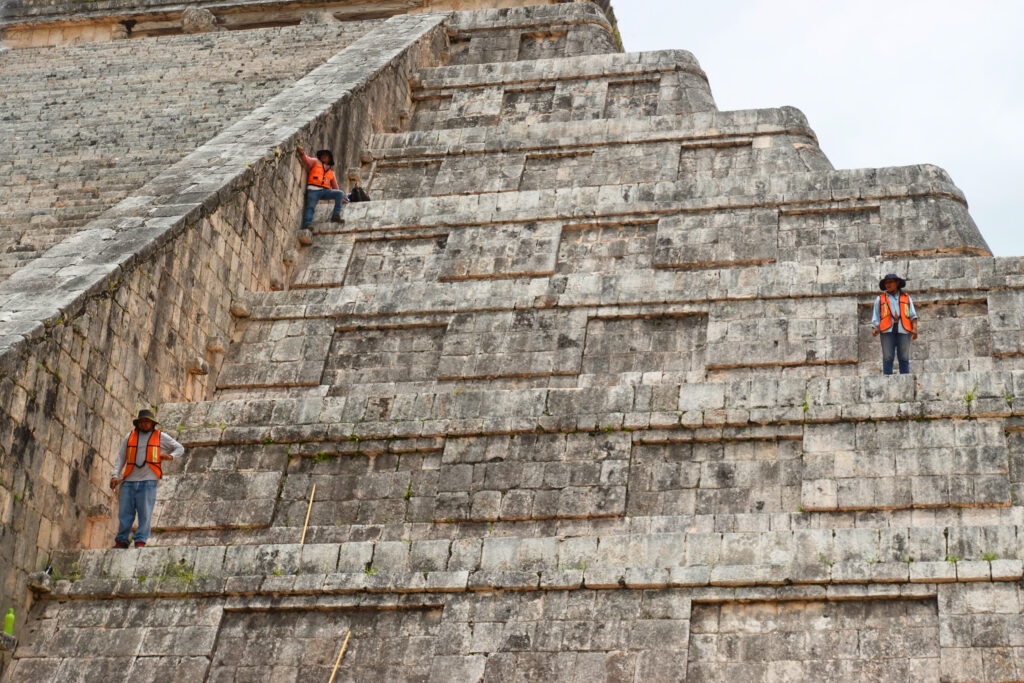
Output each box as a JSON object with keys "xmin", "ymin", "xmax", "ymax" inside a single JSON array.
[
  {"xmin": 303, "ymin": 187, "xmax": 345, "ymax": 227},
  {"xmin": 880, "ymin": 331, "xmax": 912, "ymax": 375},
  {"xmin": 115, "ymin": 480, "xmax": 157, "ymax": 544}
]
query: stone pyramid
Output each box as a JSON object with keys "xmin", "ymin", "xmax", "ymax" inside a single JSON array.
[{"xmin": 1, "ymin": 1, "xmax": 1023, "ymax": 680}]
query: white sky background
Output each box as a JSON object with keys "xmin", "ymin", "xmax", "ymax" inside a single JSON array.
[{"xmin": 614, "ymin": 1, "xmax": 1024, "ymax": 257}]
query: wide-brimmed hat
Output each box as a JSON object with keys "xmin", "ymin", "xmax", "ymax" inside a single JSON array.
[
  {"xmin": 878, "ymin": 273, "xmax": 907, "ymax": 291},
  {"xmin": 133, "ymin": 409, "xmax": 159, "ymax": 427},
  {"xmin": 315, "ymin": 149, "xmax": 335, "ymax": 165}
]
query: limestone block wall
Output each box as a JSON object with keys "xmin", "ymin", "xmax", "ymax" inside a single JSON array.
[
  {"xmin": 68, "ymin": 367, "xmax": 1020, "ymax": 553},
  {"xmin": 445, "ymin": 3, "xmax": 617, "ymax": 65},
  {"xmin": 687, "ymin": 598, "xmax": 940, "ymax": 680},
  {"xmin": 409, "ymin": 51, "xmax": 714, "ymax": 131},
  {"xmin": 12, "ymin": 562, "xmax": 1024, "ymax": 680},
  {"xmin": 6, "ymin": 2, "xmax": 1024, "ymax": 680},
  {"xmin": 8, "ymin": 591, "xmax": 687, "ymax": 681},
  {"xmin": 0, "ymin": 0, "xmax": 591, "ymax": 48},
  {"xmin": 0, "ymin": 11, "xmax": 448, "ymax": 643},
  {"xmin": 365, "ymin": 109, "xmax": 829, "ymax": 200},
  {"xmin": 0, "ymin": 20, "xmax": 380, "ymax": 281},
  {"xmin": 207, "ymin": 166, "xmax": 1001, "ymax": 403}
]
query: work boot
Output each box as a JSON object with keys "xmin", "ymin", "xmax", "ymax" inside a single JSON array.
[
  {"xmin": 114, "ymin": 541, "xmax": 129, "ymax": 549},
  {"xmin": 330, "ymin": 215, "xmax": 343, "ymax": 224}
]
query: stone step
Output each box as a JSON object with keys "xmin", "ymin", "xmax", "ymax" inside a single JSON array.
[
  {"xmin": 445, "ymin": 3, "xmax": 618, "ymax": 66},
  {"xmin": 149, "ymin": 380, "xmax": 1024, "ymax": 521},
  {"xmin": 369, "ymin": 106, "xmax": 819, "ymax": 159},
  {"xmin": 236, "ymin": 249, "xmax": 1021, "ymax": 385},
  {"xmin": 142, "ymin": 506, "xmax": 1024, "ymax": 551},
  {"xmin": 6, "ymin": 587, "xmax": 686, "ymax": 682},
  {"xmin": 216, "ymin": 318, "xmax": 334, "ymax": 390},
  {"xmin": 222, "ymin": 282, "xmax": 1007, "ymax": 391},
  {"xmin": 409, "ymin": 50, "xmax": 715, "ymax": 131},
  {"xmin": 145, "ymin": 422, "xmax": 1015, "ymax": 536},
  {"xmin": 151, "ymin": 431, "xmax": 631, "ymax": 533},
  {"xmin": 361, "ymin": 108, "xmax": 830, "ymax": 201},
  {"xmin": 48, "ymin": 522, "xmax": 1024, "ymax": 595},
  {"xmin": 16, "ymin": 578, "xmax": 994, "ymax": 681},
  {"xmin": 167, "ymin": 371, "xmax": 1024, "ymax": 436},
  {"xmin": 340, "ymin": 164, "xmax": 968, "ymax": 226},
  {"xmin": 268, "ymin": 250, "xmax": 1023, "ymax": 321},
  {"xmin": 331, "ymin": 170, "xmax": 986, "ymax": 268}
]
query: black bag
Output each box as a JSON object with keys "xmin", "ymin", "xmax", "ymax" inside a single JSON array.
[{"xmin": 349, "ymin": 186, "xmax": 370, "ymax": 203}]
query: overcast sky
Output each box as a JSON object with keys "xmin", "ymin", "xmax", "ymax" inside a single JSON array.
[{"xmin": 615, "ymin": 1, "xmax": 1024, "ymax": 257}]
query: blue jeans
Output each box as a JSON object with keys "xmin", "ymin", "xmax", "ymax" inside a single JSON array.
[
  {"xmin": 880, "ymin": 331, "xmax": 912, "ymax": 375},
  {"xmin": 115, "ymin": 480, "xmax": 157, "ymax": 544},
  {"xmin": 303, "ymin": 188, "xmax": 345, "ymax": 227}
]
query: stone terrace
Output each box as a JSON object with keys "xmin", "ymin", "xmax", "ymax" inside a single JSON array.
[
  {"xmin": 445, "ymin": 3, "xmax": 618, "ymax": 66},
  {"xmin": 0, "ymin": 19, "xmax": 378, "ymax": 281},
  {"xmin": 4, "ymin": 3, "xmax": 1024, "ymax": 682}
]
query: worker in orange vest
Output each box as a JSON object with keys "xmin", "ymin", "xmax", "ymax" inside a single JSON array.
[
  {"xmin": 297, "ymin": 146, "xmax": 348, "ymax": 228},
  {"xmin": 871, "ymin": 273, "xmax": 918, "ymax": 375},
  {"xmin": 109, "ymin": 409, "xmax": 184, "ymax": 548}
]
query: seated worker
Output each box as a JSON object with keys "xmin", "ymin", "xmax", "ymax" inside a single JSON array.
[
  {"xmin": 296, "ymin": 146, "xmax": 347, "ymax": 227},
  {"xmin": 871, "ymin": 272, "xmax": 919, "ymax": 375}
]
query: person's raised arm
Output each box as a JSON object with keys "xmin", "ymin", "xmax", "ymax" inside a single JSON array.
[{"xmin": 295, "ymin": 146, "xmax": 315, "ymax": 170}]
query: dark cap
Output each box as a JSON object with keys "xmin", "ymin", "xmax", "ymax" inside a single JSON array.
[{"xmin": 315, "ymin": 149, "xmax": 335, "ymax": 165}]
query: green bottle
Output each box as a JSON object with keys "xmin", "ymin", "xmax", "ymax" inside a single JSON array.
[{"xmin": 3, "ymin": 608, "xmax": 13, "ymax": 635}]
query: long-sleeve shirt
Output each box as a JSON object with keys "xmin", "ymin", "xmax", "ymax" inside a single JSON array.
[
  {"xmin": 111, "ymin": 430, "xmax": 185, "ymax": 482},
  {"xmin": 871, "ymin": 292, "xmax": 918, "ymax": 334},
  {"xmin": 298, "ymin": 151, "xmax": 340, "ymax": 190}
]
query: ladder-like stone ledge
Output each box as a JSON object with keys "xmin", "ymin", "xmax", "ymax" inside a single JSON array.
[
  {"xmin": 163, "ymin": 370, "xmax": 1024, "ymax": 445},
  {"xmin": 446, "ymin": 3, "xmax": 612, "ymax": 33},
  {"xmin": 367, "ymin": 107, "xmax": 819, "ymax": 158},
  {"xmin": 414, "ymin": 50, "xmax": 708, "ymax": 91},
  {"xmin": 41, "ymin": 538, "xmax": 1024, "ymax": 601},
  {"xmin": 340, "ymin": 165, "xmax": 970, "ymax": 232}
]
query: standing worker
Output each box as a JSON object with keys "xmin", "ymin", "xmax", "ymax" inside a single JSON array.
[
  {"xmin": 297, "ymin": 146, "xmax": 347, "ymax": 228},
  {"xmin": 871, "ymin": 272, "xmax": 919, "ymax": 375},
  {"xmin": 109, "ymin": 409, "xmax": 184, "ymax": 548}
]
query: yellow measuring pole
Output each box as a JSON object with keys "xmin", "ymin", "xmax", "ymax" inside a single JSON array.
[
  {"xmin": 300, "ymin": 483, "xmax": 316, "ymax": 545},
  {"xmin": 328, "ymin": 630, "xmax": 352, "ymax": 683}
]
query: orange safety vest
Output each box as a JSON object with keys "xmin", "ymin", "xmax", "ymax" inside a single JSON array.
[
  {"xmin": 878, "ymin": 292, "xmax": 914, "ymax": 333},
  {"xmin": 123, "ymin": 430, "xmax": 163, "ymax": 479},
  {"xmin": 307, "ymin": 163, "xmax": 336, "ymax": 189}
]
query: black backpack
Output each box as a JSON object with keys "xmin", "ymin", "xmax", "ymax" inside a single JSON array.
[{"xmin": 349, "ymin": 186, "xmax": 370, "ymax": 203}]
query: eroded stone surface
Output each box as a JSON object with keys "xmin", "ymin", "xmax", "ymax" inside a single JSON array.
[
  {"xmin": 0, "ymin": 20, "xmax": 379, "ymax": 280},
  {"xmin": 1, "ymin": 2, "xmax": 1023, "ymax": 681}
]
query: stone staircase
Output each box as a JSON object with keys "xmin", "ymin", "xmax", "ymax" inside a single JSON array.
[
  {"xmin": 6, "ymin": 3, "xmax": 1024, "ymax": 682},
  {"xmin": 0, "ymin": 19, "xmax": 379, "ymax": 282}
]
